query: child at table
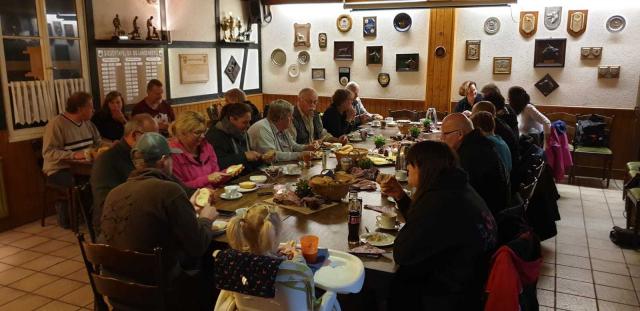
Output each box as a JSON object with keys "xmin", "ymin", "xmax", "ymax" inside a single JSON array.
[{"xmin": 226, "ymin": 204, "xmax": 303, "ymax": 262}]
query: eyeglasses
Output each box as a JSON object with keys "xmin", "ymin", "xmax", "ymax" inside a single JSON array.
[
  {"xmin": 441, "ymin": 129, "xmax": 462, "ymax": 137},
  {"xmin": 192, "ymin": 129, "xmax": 208, "ymax": 137}
]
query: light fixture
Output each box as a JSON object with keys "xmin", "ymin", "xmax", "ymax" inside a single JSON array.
[{"xmin": 343, "ymin": 0, "xmax": 516, "ymax": 11}]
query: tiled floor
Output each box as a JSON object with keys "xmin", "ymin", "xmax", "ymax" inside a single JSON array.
[
  {"xmin": 0, "ymin": 180, "xmax": 637, "ymax": 310},
  {"xmin": 0, "ymin": 217, "xmax": 92, "ymax": 311}
]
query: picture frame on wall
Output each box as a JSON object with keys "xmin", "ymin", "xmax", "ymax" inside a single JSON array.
[
  {"xmin": 334, "ymin": 41, "xmax": 354, "ymax": 61},
  {"xmin": 366, "ymin": 46, "xmax": 383, "ymax": 65},
  {"xmin": 465, "ymin": 40, "xmax": 480, "ymax": 60},
  {"xmin": 493, "ymin": 57, "xmax": 512, "ymax": 74},
  {"xmin": 312, "ymin": 68, "xmax": 325, "ymax": 81},
  {"xmin": 363, "ymin": 16, "xmax": 376, "ymax": 37},
  {"xmin": 396, "ymin": 53, "xmax": 419, "ymax": 72},
  {"xmin": 534, "ymin": 38, "xmax": 566, "ymax": 68},
  {"xmin": 179, "ymin": 54, "xmax": 209, "ymax": 84}
]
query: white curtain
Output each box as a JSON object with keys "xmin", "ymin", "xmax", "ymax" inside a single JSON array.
[{"xmin": 8, "ymin": 78, "xmax": 87, "ymax": 126}]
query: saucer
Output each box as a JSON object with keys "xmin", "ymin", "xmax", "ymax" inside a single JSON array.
[
  {"xmin": 220, "ymin": 192, "xmax": 243, "ymax": 200},
  {"xmin": 238, "ymin": 186, "xmax": 258, "ymax": 193},
  {"xmin": 376, "ymin": 221, "xmax": 399, "ymax": 230}
]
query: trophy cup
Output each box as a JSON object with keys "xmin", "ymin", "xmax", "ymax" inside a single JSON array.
[{"xmin": 220, "ymin": 14, "xmax": 232, "ymax": 42}]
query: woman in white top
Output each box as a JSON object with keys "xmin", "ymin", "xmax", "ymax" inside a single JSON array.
[{"xmin": 508, "ymin": 86, "xmax": 550, "ymax": 146}]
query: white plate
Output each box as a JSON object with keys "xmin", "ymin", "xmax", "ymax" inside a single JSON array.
[
  {"xmin": 376, "ymin": 221, "xmax": 400, "ymax": 231},
  {"xmin": 386, "ymin": 122, "xmax": 397, "ymax": 127},
  {"xmin": 220, "ymin": 192, "xmax": 243, "ymax": 200},
  {"xmin": 360, "ymin": 232, "xmax": 395, "ymax": 247},
  {"xmin": 606, "ymin": 15, "xmax": 626, "ymax": 32},
  {"xmin": 288, "ymin": 64, "xmax": 300, "ymax": 78},
  {"xmin": 212, "ymin": 220, "xmax": 228, "ymax": 232},
  {"xmin": 238, "ymin": 186, "xmax": 258, "ymax": 193}
]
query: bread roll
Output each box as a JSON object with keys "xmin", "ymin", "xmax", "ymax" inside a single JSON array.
[
  {"xmin": 226, "ymin": 164, "xmax": 244, "ymax": 175},
  {"xmin": 239, "ymin": 181, "xmax": 256, "ymax": 189},
  {"xmin": 195, "ymin": 189, "xmax": 211, "ymax": 207}
]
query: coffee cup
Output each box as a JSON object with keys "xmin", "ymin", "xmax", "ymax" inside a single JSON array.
[
  {"xmin": 385, "ymin": 117, "xmax": 394, "ymax": 122},
  {"xmin": 395, "ymin": 170, "xmax": 408, "ymax": 181},
  {"xmin": 376, "ymin": 212, "xmax": 397, "ymax": 229},
  {"xmin": 224, "ymin": 185, "xmax": 239, "ymax": 197},
  {"xmin": 372, "ymin": 120, "xmax": 381, "ymax": 127}
]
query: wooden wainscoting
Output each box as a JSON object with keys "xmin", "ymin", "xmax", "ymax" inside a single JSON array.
[
  {"xmin": 262, "ymin": 94, "xmax": 426, "ymax": 117},
  {"xmin": 172, "ymin": 94, "xmax": 265, "ymax": 117}
]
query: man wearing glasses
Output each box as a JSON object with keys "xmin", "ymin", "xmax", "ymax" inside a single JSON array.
[
  {"xmin": 91, "ymin": 114, "xmax": 159, "ymax": 234},
  {"xmin": 441, "ymin": 113, "xmax": 510, "ymax": 216}
]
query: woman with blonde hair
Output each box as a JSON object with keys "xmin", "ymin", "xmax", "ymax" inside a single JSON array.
[
  {"xmin": 169, "ymin": 111, "xmax": 241, "ymax": 188},
  {"xmin": 454, "ymin": 81, "xmax": 483, "ymax": 113}
]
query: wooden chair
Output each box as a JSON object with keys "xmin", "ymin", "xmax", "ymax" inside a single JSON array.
[
  {"xmin": 388, "ymin": 109, "xmax": 419, "ymax": 121},
  {"xmin": 32, "ymin": 139, "xmax": 75, "ymax": 228},
  {"xmin": 77, "ymin": 234, "xmax": 167, "ymax": 311},
  {"xmin": 570, "ymin": 114, "xmax": 615, "ymax": 188}
]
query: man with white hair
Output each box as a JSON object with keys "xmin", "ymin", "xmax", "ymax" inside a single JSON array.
[
  {"xmin": 345, "ymin": 81, "xmax": 382, "ymax": 125},
  {"xmin": 289, "ymin": 88, "xmax": 348, "ymax": 145},
  {"xmin": 247, "ymin": 99, "xmax": 317, "ymax": 162}
]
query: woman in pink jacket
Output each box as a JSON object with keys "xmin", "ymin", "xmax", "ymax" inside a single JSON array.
[{"xmin": 169, "ymin": 111, "xmax": 241, "ymax": 188}]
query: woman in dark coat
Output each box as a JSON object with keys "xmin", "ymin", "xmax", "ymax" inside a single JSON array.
[
  {"xmin": 322, "ymin": 89, "xmax": 357, "ymax": 138},
  {"xmin": 379, "ymin": 141, "xmax": 498, "ymax": 310},
  {"xmin": 92, "ymin": 91, "xmax": 127, "ymax": 141},
  {"xmin": 455, "ymin": 80, "xmax": 483, "ymax": 112}
]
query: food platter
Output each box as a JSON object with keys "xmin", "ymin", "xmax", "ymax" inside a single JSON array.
[{"xmin": 360, "ymin": 232, "xmax": 395, "ymax": 247}]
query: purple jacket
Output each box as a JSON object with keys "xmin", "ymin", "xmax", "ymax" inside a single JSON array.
[{"xmin": 169, "ymin": 138, "xmax": 222, "ymax": 188}]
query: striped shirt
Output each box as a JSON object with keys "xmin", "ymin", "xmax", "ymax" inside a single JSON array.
[{"xmin": 42, "ymin": 114, "xmax": 101, "ymax": 175}]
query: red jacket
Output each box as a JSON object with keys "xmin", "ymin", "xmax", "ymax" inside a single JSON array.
[{"xmin": 484, "ymin": 245, "xmax": 542, "ymax": 311}]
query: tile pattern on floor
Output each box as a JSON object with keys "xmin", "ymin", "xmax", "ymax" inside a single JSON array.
[
  {"xmin": 0, "ymin": 181, "xmax": 637, "ymax": 310},
  {"xmin": 0, "ymin": 216, "xmax": 91, "ymax": 310}
]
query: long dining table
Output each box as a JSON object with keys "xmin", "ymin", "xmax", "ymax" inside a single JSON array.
[{"xmin": 212, "ymin": 125, "xmax": 408, "ymax": 274}]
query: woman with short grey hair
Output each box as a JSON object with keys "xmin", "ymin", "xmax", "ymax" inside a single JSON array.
[{"xmin": 247, "ymin": 99, "xmax": 318, "ymax": 162}]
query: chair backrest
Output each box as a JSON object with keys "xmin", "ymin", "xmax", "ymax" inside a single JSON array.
[
  {"xmin": 31, "ymin": 138, "xmax": 44, "ymax": 172},
  {"xmin": 388, "ymin": 109, "xmax": 419, "ymax": 121},
  {"xmin": 546, "ymin": 112, "xmax": 577, "ymax": 144},
  {"xmin": 77, "ymin": 234, "xmax": 166, "ymax": 311}
]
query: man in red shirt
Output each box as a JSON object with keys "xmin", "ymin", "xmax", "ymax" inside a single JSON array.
[{"xmin": 132, "ymin": 79, "xmax": 175, "ymax": 136}]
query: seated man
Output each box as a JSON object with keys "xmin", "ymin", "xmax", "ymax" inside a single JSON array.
[
  {"xmin": 43, "ymin": 91, "xmax": 102, "ymax": 228},
  {"xmin": 288, "ymin": 88, "xmax": 348, "ymax": 145},
  {"xmin": 345, "ymin": 81, "xmax": 382, "ymax": 126},
  {"xmin": 99, "ymin": 132, "xmax": 218, "ymax": 310},
  {"xmin": 206, "ymin": 102, "xmax": 263, "ymax": 171},
  {"xmin": 441, "ymin": 113, "xmax": 510, "ymax": 216},
  {"xmin": 322, "ymin": 89, "xmax": 357, "ymax": 138},
  {"xmin": 470, "ymin": 111, "xmax": 512, "ymax": 175},
  {"xmin": 247, "ymin": 99, "xmax": 316, "ymax": 162},
  {"xmin": 91, "ymin": 114, "xmax": 159, "ymax": 233},
  {"xmin": 224, "ymin": 88, "xmax": 261, "ymax": 125},
  {"xmin": 131, "ymin": 79, "xmax": 175, "ymax": 136}
]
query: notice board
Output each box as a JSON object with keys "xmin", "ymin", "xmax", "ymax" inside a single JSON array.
[{"xmin": 96, "ymin": 48, "xmax": 166, "ymax": 104}]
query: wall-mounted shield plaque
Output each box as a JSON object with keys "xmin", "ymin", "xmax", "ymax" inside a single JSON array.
[
  {"xmin": 465, "ymin": 40, "xmax": 480, "ymax": 60},
  {"xmin": 378, "ymin": 73, "xmax": 390, "ymax": 87},
  {"xmin": 519, "ymin": 11, "xmax": 538, "ymax": 37},
  {"xmin": 581, "ymin": 47, "xmax": 602, "ymax": 59},
  {"xmin": 544, "ymin": 7, "xmax": 562, "ymax": 30},
  {"xmin": 318, "ymin": 33, "xmax": 327, "ymax": 49},
  {"xmin": 293, "ymin": 23, "xmax": 311, "ymax": 48},
  {"xmin": 339, "ymin": 67, "xmax": 350, "ymax": 86},
  {"xmin": 567, "ymin": 10, "xmax": 588, "ymax": 37},
  {"xmin": 535, "ymin": 74, "xmax": 559, "ymax": 97},
  {"xmin": 224, "ymin": 56, "xmax": 241, "ymax": 83}
]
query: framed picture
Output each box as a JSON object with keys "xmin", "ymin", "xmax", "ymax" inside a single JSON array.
[
  {"xmin": 53, "ymin": 21, "xmax": 63, "ymax": 36},
  {"xmin": 534, "ymin": 38, "xmax": 566, "ymax": 67},
  {"xmin": 366, "ymin": 46, "xmax": 383, "ymax": 65},
  {"xmin": 363, "ymin": 16, "xmax": 376, "ymax": 37},
  {"xmin": 396, "ymin": 53, "xmax": 419, "ymax": 72},
  {"xmin": 312, "ymin": 68, "xmax": 325, "ymax": 81},
  {"xmin": 179, "ymin": 54, "xmax": 209, "ymax": 84},
  {"xmin": 293, "ymin": 23, "xmax": 311, "ymax": 48},
  {"xmin": 465, "ymin": 40, "xmax": 480, "ymax": 60},
  {"xmin": 493, "ymin": 57, "xmax": 512, "ymax": 74},
  {"xmin": 334, "ymin": 41, "xmax": 354, "ymax": 61}
]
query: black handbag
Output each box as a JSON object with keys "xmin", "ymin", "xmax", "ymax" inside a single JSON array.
[{"xmin": 610, "ymin": 226, "xmax": 640, "ymax": 249}]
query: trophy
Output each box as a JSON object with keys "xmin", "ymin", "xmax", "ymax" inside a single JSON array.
[
  {"xmin": 146, "ymin": 16, "xmax": 160, "ymax": 40},
  {"xmin": 220, "ymin": 13, "xmax": 232, "ymax": 41},
  {"xmin": 130, "ymin": 16, "xmax": 141, "ymax": 40},
  {"xmin": 112, "ymin": 14, "xmax": 126, "ymax": 39}
]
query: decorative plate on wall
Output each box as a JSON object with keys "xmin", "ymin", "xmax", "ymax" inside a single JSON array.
[
  {"xmin": 393, "ymin": 13, "xmax": 412, "ymax": 32},
  {"xmin": 297, "ymin": 51, "xmax": 310, "ymax": 65},
  {"xmin": 288, "ymin": 64, "xmax": 300, "ymax": 78},
  {"xmin": 484, "ymin": 17, "xmax": 500, "ymax": 35},
  {"xmin": 337, "ymin": 14, "xmax": 353, "ymax": 32},
  {"xmin": 271, "ymin": 49, "xmax": 286, "ymax": 66},
  {"xmin": 606, "ymin": 15, "xmax": 626, "ymax": 32}
]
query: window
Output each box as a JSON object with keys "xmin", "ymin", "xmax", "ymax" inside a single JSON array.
[{"xmin": 0, "ymin": 0, "xmax": 89, "ymax": 142}]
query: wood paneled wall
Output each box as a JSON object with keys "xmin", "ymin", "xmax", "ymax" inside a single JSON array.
[
  {"xmin": 172, "ymin": 94, "xmax": 264, "ymax": 117},
  {"xmin": 426, "ymin": 8, "xmax": 456, "ymax": 113},
  {"xmin": 262, "ymin": 94, "xmax": 425, "ymax": 117}
]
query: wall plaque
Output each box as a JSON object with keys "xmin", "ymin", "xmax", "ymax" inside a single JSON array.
[
  {"xmin": 179, "ymin": 54, "xmax": 209, "ymax": 84},
  {"xmin": 519, "ymin": 11, "xmax": 538, "ymax": 37},
  {"xmin": 567, "ymin": 10, "xmax": 588, "ymax": 37},
  {"xmin": 465, "ymin": 40, "xmax": 480, "ymax": 60},
  {"xmin": 544, "ymin": 7, "xmax": 562, "ymax": 30}
]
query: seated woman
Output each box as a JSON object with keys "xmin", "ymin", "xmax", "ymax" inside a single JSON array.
[
  {"xmin": 378, "ymin": 141, "xmax": 497, "ymax": 310},
  {"xmin": 91, "ymin": 91, "xmax": 127, "ymax": 141},
  {"xmin": 322, "ymin": 89, "xmax": 357, "ymax": 138},
  {"xmin": 482, "ymin": 83, "xmax": 519, "ymax": 134},
  {"xmin": 454, "ymin": 81, "xmax": 483, "ymax": 113},
  {"xmin": 169, "ymin": 111, "xmax": 241, "ymax": 188},
  {"xmin": 206, "ymin": 103, "xmax": 263, "ymax": 171},
  {"xmin": 509, "ymin": 86, "xmax": 551, "ymax": 147}
]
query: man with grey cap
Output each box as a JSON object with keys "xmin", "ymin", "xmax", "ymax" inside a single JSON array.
[{"xmin": 99, "ymin": 132, "xmax": 218, "ymax": 309}]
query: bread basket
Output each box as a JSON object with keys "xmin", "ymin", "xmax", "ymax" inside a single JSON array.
[
  {"xmin": 308, "ymin": 173, "xmax": 355, "ymax": 201},
  {"xmin": 334, "ymin": 147, "xmax": 369, "ymax": 164}
]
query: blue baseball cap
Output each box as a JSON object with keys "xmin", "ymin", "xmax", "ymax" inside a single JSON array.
[{"xmin": 131, "ymin": 132, "xmax": 182, "ymax": 163}]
